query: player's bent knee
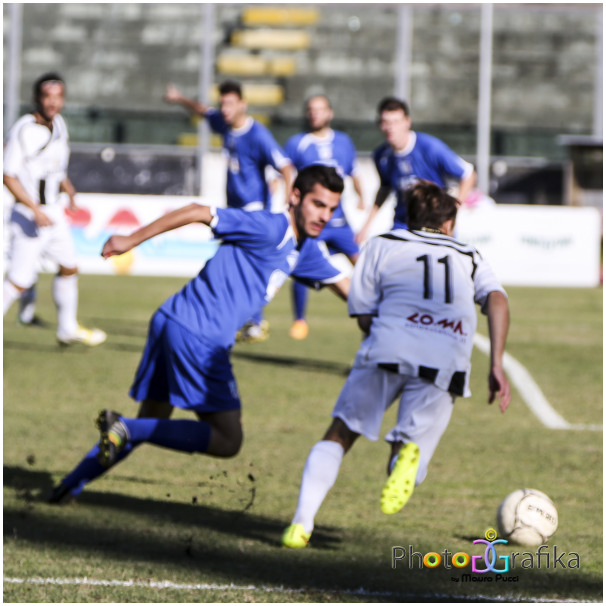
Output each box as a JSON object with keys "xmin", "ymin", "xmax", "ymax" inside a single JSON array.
[{"xmin": 58, "ymin": 266, "xmax": 78, "ymax": 277}]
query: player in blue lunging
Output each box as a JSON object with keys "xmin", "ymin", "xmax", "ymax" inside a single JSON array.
[
  {"xmin": 356, "ymin": 96, "xmax": 476, "ymax": 243},
  {"xmin": 48, "ymin": 165, "xmax": 349, "ymax": 504},
  {"xmin": 165, "ymin": 79, "xmax": 295, "ymax": 342},
  {"xmin": 284, "ymin": 94, "xmax": 365, "ymax": 340}
]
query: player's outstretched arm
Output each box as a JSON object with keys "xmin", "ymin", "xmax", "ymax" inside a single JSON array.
[
  {"xmin": 327, "ymin": 277, "xmax": 350, "ymax": 301},
  {"xmin": 355, "ymin": 186, "xmax": 390, "ymax": 244},
  {"xmin": 102, "ymin": 203, "xmax": 213, "ymax": 258},
  {"xmin": 164, "ymin": 83, "xmax": 209, "ymax": 116},
  {"xmin": 485, "ymin": 290, "xmax": 511, "ymax": 413},
  {"xmin": 457, "ymin": 169, "xmax": 477, "ymax": 206}
]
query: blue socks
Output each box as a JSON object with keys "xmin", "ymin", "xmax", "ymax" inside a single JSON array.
[
  {"xmin": 60, "ymin": 419, "xmax": 211, "ymax": 495},
  {"xmin": 121, "ymin": 417, "xmax": 211, "ymax": 454},
  {"xmin": 292, "ymin": 281, "xmax": 308, "ymax": 321},
  {"xmin": 61, "ymin": 441, "xmax": 135, "ymax": 494}
]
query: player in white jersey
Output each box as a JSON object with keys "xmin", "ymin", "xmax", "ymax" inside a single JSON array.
[
  {"xmin": 3, "ymin": 73, "xmax": 106, "ymax": 346},
  {"xmin": 282, "ymin": 180, "xmax": 511, "ymax": 548}
]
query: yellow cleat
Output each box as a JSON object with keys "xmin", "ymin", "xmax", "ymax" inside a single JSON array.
[
  {"xmin": 282, "ymin": 523, "xmax": 311, "ymax": 548},
  {"xmin": 236, "ymin": 320, "xmax": 269, "ymax": 343},
  {"xmin": 57, "ymin": 325, "xmax": 107, "ymax": 347},
  {"xmin": 289, "ymin": 319, "xmax": 309, "ymax": 340},
  {"xmin": 380, "ymin": 442, "xmax": 420, "ymax": 515}
]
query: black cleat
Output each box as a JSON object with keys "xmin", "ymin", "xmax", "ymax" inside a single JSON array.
[
  {"xmin": 18, "ymin": 315, "xmax": 49, "ymax": 329},
  {"xmin": 48, "ymin": 483, "xmax": 75, "ymax": 505},
  {"xmin": 95, "ymin": 409, "xmax": 127, "ymax": 468}
]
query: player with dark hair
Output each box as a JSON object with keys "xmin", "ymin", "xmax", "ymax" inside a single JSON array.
[
  {"xmin": 282, "ymin": 180, "xmax": 510, "ymax": 548},
  {"xmin": 48, "ymin": 164, "xmax": 350, "ymax": 504},
  {"xmin": 356, "ymin": 96, "xmax": 476, "ymax": 243},
  {"xmin": 164, "ymin": 79, "xmax": 295, "ymax": 342},
  {"xmin": 3, "ymin": 72, "xmax": 106, "ymax": 345},
  {"xmin": 284, "ymin": 94, "xmax": 365, "ymax": 340}
]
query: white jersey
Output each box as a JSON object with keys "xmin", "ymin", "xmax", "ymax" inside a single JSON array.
[
  {"xmin": 3, "ymin": 113, "xmax": 70, "ymax": 207},
  {"xmin": 348, "ymin": 228, "xmax": 506, "ymax": 397}
]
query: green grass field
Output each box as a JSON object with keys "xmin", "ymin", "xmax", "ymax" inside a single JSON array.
[{"xmin": 3, "ymin": 274, "xmax": 603, "ymax": 602}]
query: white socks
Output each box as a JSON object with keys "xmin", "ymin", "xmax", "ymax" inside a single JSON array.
[
  {"xmin": 292, "ymin": 440, "xmax": 344, "ymax": 534},
  {"xmin": 18, "ymin": 285, "xmax": 37, "ymax": 323},
  {"xmin": 53, "ymin": 274, "xmax": 79, "ymax": 338},
  {"xmin": 3, "ymin": 280, "xmax": 21, "ymax": 315}
]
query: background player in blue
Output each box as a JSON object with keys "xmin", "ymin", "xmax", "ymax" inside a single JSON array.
[
  {"xmin": 356, "ymin": 96, "xmax": 476, "ymax": 243},
  {"xmin": 48, "ymin": 165, "xmax": 350, "ymax": 504},
  {"xmin": 164, "ymin": 79, "xmax": 295, "ymax": 341},
  {"xmin": 284, "ymin": 94, "xmax": 365, "ymax": 340}
]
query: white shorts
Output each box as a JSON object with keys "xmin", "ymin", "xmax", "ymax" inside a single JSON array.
[
  {"xmin": 332, "ymin": 366, "xmax": 455, "ymax": 484},
  {"xmin": 7, "ymin": 203, "xmax": 77, "ymax": 288}
]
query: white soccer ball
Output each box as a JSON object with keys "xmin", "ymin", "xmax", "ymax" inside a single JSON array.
[{"xmin": 496, "ymin": 488, "xmax": 558, "ymax": 546}]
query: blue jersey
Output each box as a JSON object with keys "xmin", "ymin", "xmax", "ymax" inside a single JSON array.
[
  {"xmin": 206, "ymin": 111, "xmax": 290, "ymax": 210},
  {"xmin": 373, "ymin": 131, "xmax": 473, "ymax": 226},
  {"xmin": 285, "ymin": 129, "xmax": 357, "ymax": 225},
  {"xmin": 159, "ymin": 207, "xmax": 343, "ymax": 349}
]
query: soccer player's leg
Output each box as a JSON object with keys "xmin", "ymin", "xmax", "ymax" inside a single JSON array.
[
  {"xmin": 50, "ymin": 219, "xmax": 106, "ymax": 346},
  {"xmin": 282, "ymin": 418, "xmax": 357, "ymax": 549},
  {"xmin": 116, "ymin": 314, "xmax": 242, "ymax": 458},
  {"xmin": 283, "ymin": 367, "xmax": 398, "ymax": 547},
  {"xmin": 4, "ymin": 210, "xmax": 43, "ymax": 316},
  {"xmin": 381, "ymin": 378, "xmax": 455, "ymax": 514},
  {"xmin": 289, "ymin": 281, "xmax": 309, "ymax": 340}
]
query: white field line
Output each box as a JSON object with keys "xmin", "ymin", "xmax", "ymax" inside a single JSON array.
[
  {"xmin": 473, "ymin": 334, "xmax": 602, "ymax": 431},
  {"xmin": 3, "ymin": 577, "xmax": 602, "ymax": 603}
]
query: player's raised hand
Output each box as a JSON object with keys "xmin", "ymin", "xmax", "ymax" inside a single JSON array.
[
  {"xmin": 101, "ymin": 234, "xmax": 133, "ymax": 259},
  {"xmin": 164, "ymin": 83, "xmax": 182, "ymax": 104},
  {"xmin": 488, "ymin": 365, "xmax": 511, "ymax": 413}
]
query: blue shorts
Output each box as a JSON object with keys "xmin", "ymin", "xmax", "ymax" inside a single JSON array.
[
  {"xmin": 129, "ymin": 310, "xmax": 241, "ymax": 413},
  {"xmin": 319, "ymin": 221, "xmax": 359, "ymax": 258}
]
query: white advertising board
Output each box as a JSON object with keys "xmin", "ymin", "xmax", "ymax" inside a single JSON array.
[
  {"xmin": 4, "ymin": 190, "xmax": 602, "ymax": 287},
  {"xmin": 455, "ymin": 205, "xmax": 602, "ymax": 287}
]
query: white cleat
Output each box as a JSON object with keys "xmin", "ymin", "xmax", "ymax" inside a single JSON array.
[{"xmin": 57, "ymin": 326, "xmax": 107, "ymax": 347}]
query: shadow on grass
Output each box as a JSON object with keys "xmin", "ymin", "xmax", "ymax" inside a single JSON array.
[
  {"xmin": 232, "ymin": 350, "xmax": 351, "ymax": 377},
  {"xmin": 4, "ymin": 465, "xmax": 602, "ymax": 602}
]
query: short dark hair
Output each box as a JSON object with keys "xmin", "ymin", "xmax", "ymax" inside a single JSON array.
[
  {"xmin": 305, "ymin": 94, "xmax": 332, "ymax": 110},
  {"xmin": 406, "ymin": 180, "xmax": 458, "ymax": 231},
  {"xmin": 218, "ymin": 80, "xmax": 243, "ymax": 99},
  {"xmin": 377, "ymin": 96, "xmax": 410, "ymax": 117},
  {"xmin": 33, "ymin": 72, "xmax": 65, "ymax": 101},
  {"xmin": 293, "ymin": 164, "xmax": 344, "ymax": 200}
]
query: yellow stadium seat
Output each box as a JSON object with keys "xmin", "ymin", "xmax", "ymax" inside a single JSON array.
[
  {"xmin": 231, "ymin": 29, "xmax": 310, "ymax": 51},
  {"xmin": 268, "ymin": 56, "xmax": 297, "ymax": 77},
  {"xmin": 216, "ymin": 54, "xmax": 268, "ymax": 76},
  {"xmin": 241, "ymin": 7, "xmax": 319, "ymax": 27}
]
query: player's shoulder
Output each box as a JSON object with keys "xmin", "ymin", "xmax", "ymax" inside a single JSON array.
[
  {"xmin": 8, "ymin": 114, "xmax": 36, "ymax": 137},
  {"xmin": 332, "ymin": 130, "xmax": 355, "ymax": 145},
  {"xmin": 379, "ymin": 228, "xmax": 480, "ymax": 254},
  {"xmin": 414, "ymin": 131, "xmax": 451, "ymax": 152}
]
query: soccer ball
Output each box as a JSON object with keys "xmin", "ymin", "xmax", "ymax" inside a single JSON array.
[{"xmin": 496, "ymin": 488, "xmax": 558, "ymax": 546}]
